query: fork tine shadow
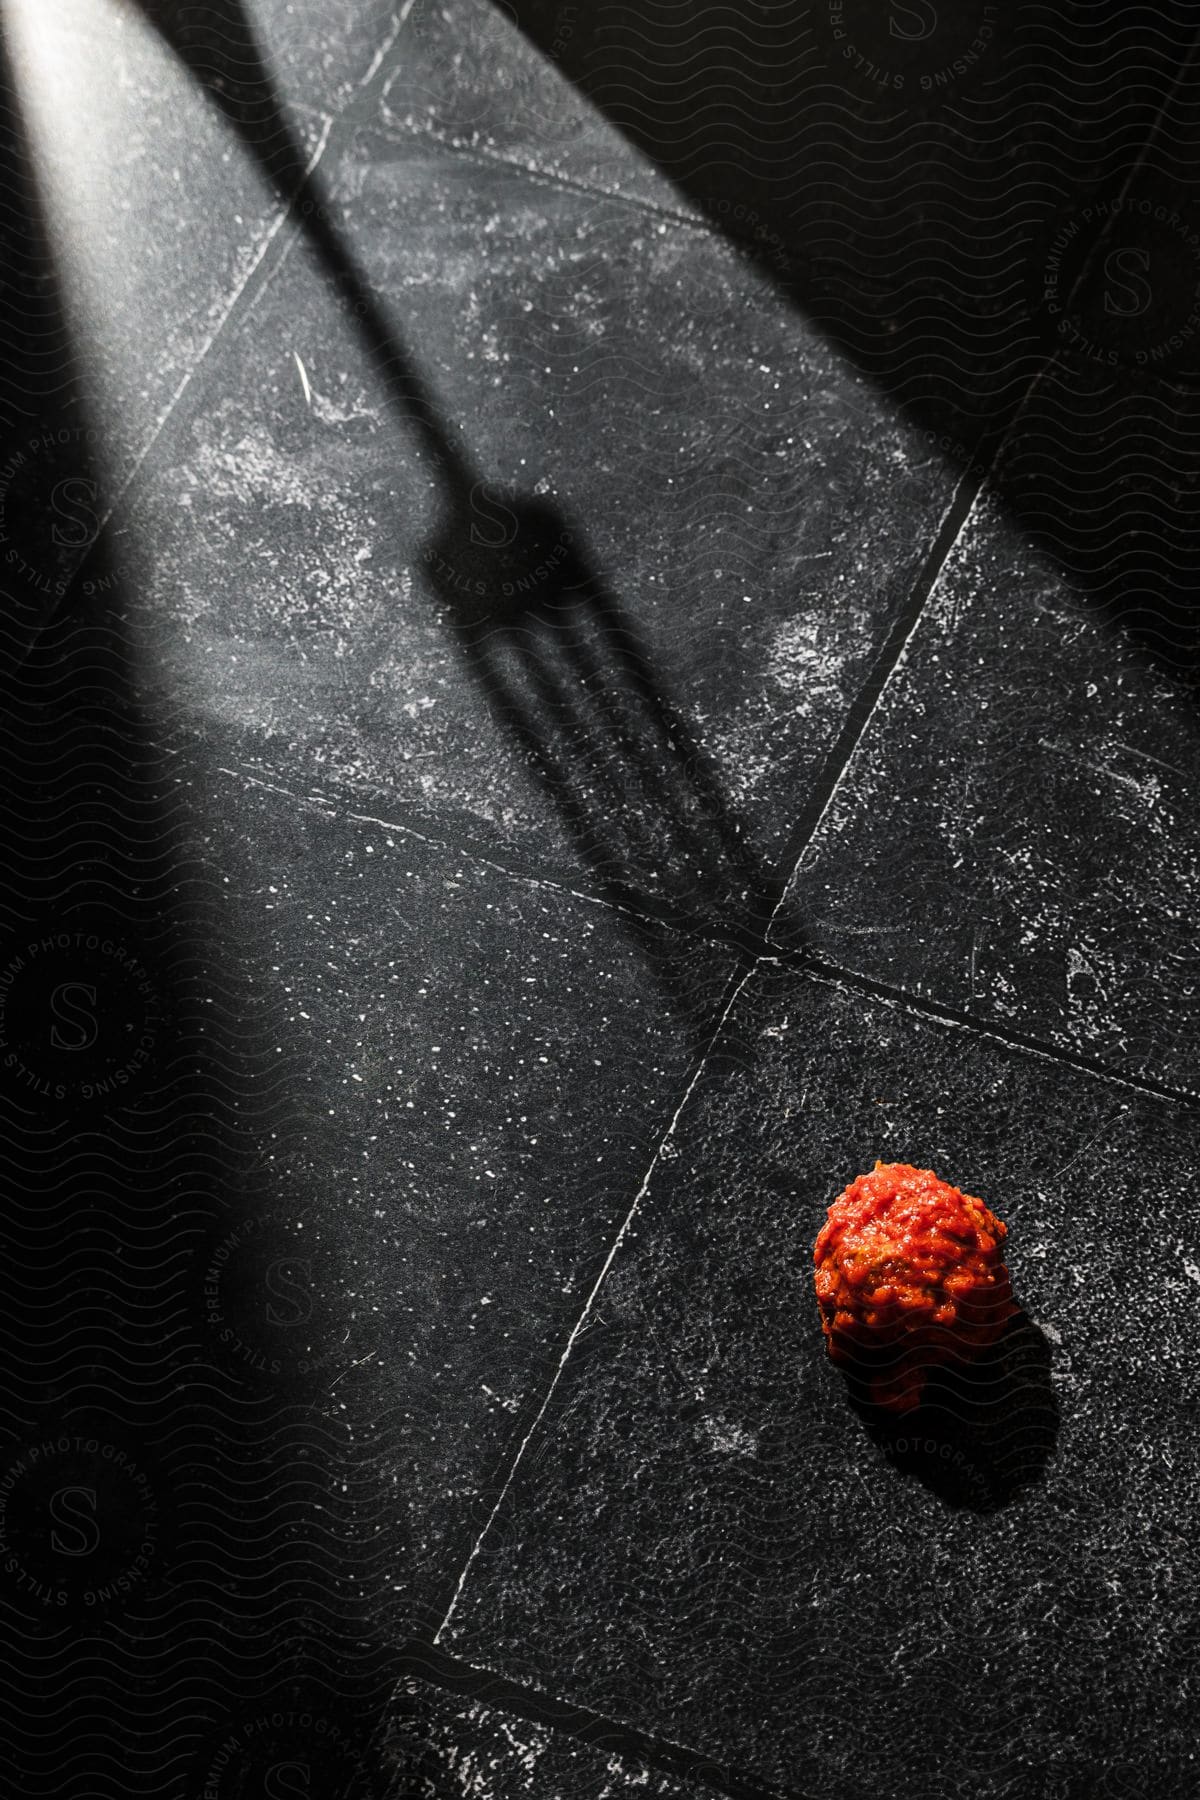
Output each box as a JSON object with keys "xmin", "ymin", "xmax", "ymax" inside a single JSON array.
[{"xmin": 422, "ymin": 492, "xmax": 778, "ymax": 960}]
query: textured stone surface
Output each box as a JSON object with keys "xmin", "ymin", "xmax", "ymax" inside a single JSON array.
[
  {"xmin": 374, "ymin": 0, "xmax": 697, "ymax": 214},
  {"xmin": 995, "ymin": 137, "xmax": 1200, "ymax": 679},
  {"xmin": 145, "ymin": 0, "xmax": 409, "ymax": 125},
  {"xmin": 368, "ymin": 0, "xmax": 1196, "ymax": 452},
  {"xmin": 990, "ymin": 351, "xmax": 1200, "ymax": 677},
  {"xmin": 10, "ymin": 0, "xmax": 1199, "ymax": 1788},
  {"xmin": 116, "ymin": 125, "xmax": 965, "ymax": 937},
  {"xmin": 184, "ymin": 744, "xmax": 734, "ymax": 1631},
  {"xmin": 2, "ymin": 0, "xmax": 326, "ymax": 495},
  {"xmin": 243, "ymin": 0, "xmax": 411, "ymax": 119},
  {"xmin": 772, "ymin": 487, "xmax": 1200, "ymax": 1092},
  {"xmin": 443, "ymin": 963, "xmax": 1200, "ymax": 1798},
  {"xmin": 381, "ymin": 1677, "xmax": 727, "ymax": 1798}
]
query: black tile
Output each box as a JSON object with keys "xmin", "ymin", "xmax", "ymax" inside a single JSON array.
[
  {"xmin": 3, "ymin": 0, "xmax": 327, "ymax": 491},
  {"xmin": 241, "ymin": 0, "xmax": 412, "ymax": 120},
  {"xmin": 997, "ymin": 115, "xmax": 1200, "ymax": 677},
  {"xmin": 181, "ymin": 741, "xmax": 735, "ymax": 1631},
  {"xmin": 375, "ymin": 0, "xmax": 698, "ymax": 214},
  {"xmin": 773, "ymin": 485, "xmax": 1200, "ymax": 1093},
  {"xmin": 369, "ymin": 0, "xmax": 1198, "ymax": 450},
  {"xmin": 442, "ymin": 964, "xmax": 1200, "ymax": 1798},
  {"xmin": 114, "ymin": 128, "xmax": 966, "ymax": 938},
  {"xmin": 991, "ymin": 351, "xmax": 1200, "ymax": 677},
  {"xmin": 145, "ymin": 0, "xmax": 411, "ymax": 126},
  {"xmin": 380, "ymin": 1677, "xmax": 729, "ymax": 1798}
]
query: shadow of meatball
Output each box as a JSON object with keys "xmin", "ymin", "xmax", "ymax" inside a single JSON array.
[{"xmin": 839, "ymin": 1311, "xmax": 1060, "ymax": 1512}]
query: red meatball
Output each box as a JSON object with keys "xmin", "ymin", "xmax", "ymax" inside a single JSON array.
[{"xmin": 813, "ymin": 1161, "xmax": 1016, "ymax": 1414}]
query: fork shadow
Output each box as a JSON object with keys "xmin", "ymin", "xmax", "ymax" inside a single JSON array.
[
  {"xmin": 133, "ymin": 0, "xmax": 783, "ymax": 1025},
  {"xmin": 423, "ymin": 490, "xmax": 773, "ymax": 950}
]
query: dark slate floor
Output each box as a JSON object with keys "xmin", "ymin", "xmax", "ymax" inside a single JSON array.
[
  {"xmin": 2, "ymin": 2, "xmax": 1198, "ymax": 1797},
  {"xmin": 441, "ymin": 965, "xmax": 1199, "ymax": 1798}
]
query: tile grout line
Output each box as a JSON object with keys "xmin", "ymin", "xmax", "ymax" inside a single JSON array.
[
  {"xmin": 761, "ymin": 295, "xmax": 1108, "ymax": 956},
  {"xmin": 347, "ymin": 120, "xmax": 729, "ymax": 241},
  {"xmin": 751, "ymin": 27, "xmax": 1200, "ymax": 1056},
  {"xmin": 358, "ymin": 0, "xmax": 424, "ymax": 91},
  {"xmin": 762, "ymin": 459, "xmax": 988, "ymax": 945},
  {"xmin": 759, "ymin": 12, "xmax": 1200, "ymax": 949},
  {"xmin": 431, "ymin": 954, "xmax": 761, "ymax": 1646},
  {"xmin": 38, "ymin": 0, "xmax": 423, "ymax": 652},
  {"xmin": 977, "ymin": 18, "xmax": 1200, "ymax": 468},
  {"xmin": 779, "ymin": 950, "xmax": 1199, "ymax": 1110},
  {"xmin": 212, "ymin": 762, "xmax": 744, "ymax": 951},
  {"xmin": 11, "ymin": 108, "xmax": 336, "ymax": 676},
  {"xmin": 1081, "ymin": 21, "xmax": 1200, "ymax": 233},
  {"xmin": 385, "ymin": 1639, "xmax": 804, "ymax": 1800},
  {"xmin": 117, "ymin": 0, "xmax": 428, "ymax": 517},
  {"xmin": 212, "ymin": 765, "xmax": 1200, "ymax": 1111},
  {"xmin": 76, "ymin": 112, "xmax": 335, "ymax": 582}
]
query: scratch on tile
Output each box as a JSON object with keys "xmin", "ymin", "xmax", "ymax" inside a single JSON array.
[
  {"xmin": 82, "ymin": 111, "xmax": 336, "ymax": 556},
  {"xmin": 1038, "ymin": 738, "xmax": 1152, "ymax": 799},
  {"xmin": 360, "ymin": 0, "xmax": 423, "ymax": 88},
  {"xmin": 1121, "ymin": 743, "xmax": 1188, "ymax": 781},
  {"xmin": 1051, "ymin": 1108, "xmax": 1126, "ymax": 1183},
  {"xmin": 293, "ymin": 349, "xmax": 313, "ymax": 408}
]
